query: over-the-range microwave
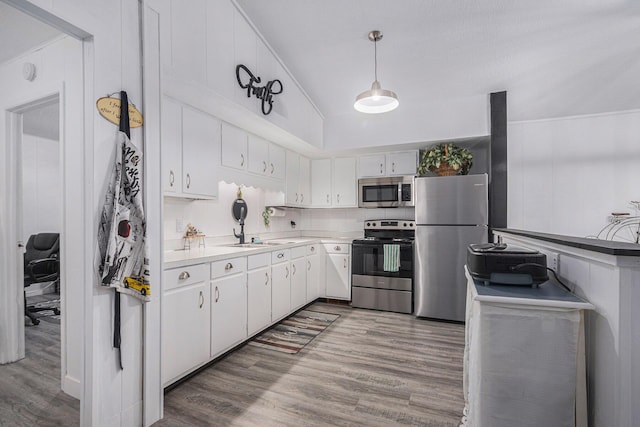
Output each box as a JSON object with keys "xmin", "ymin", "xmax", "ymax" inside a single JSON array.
[{"xmin": 358, "ymin": 176, "xmax": 415, "ymax": 208}]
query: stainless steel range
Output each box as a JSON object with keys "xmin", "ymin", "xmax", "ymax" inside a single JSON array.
[{"xmin": 351, "ymin": 220, "xmax": 415, "ymax": 314}]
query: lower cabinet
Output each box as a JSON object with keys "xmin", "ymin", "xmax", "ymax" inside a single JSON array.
[
  {"xmin": 162, "ymin": 275, "xmax": 211, "ymax": 385},
  {"xmin": 306, "ymin": 252, "xmax": 321, "ymax": 302},
  {"xmin": 247, "ymin": 266, "xmax": 271, "ymax": 336},
  {"xmin": 325, "ymin": 243, "xmax": 351, "ymax": 300},
  {"xmin": 211, "ymin": 273, "xmax": 247, "ymax": 358},
  {"xmin": 290, "ymin": 256, "xmax": 307, "ymax": 310},
  {"xmin": 271, "ymin": 261, "xmax": 291, "ymax": 322}
]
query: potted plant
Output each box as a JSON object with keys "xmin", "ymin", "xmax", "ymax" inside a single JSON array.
[{"xmin": 418, "ymin": 143, "xmax": 473, "ymax": 176}]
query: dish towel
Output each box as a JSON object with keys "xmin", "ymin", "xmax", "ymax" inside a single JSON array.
[{"xmin": 383, "ymin": 244, "xmax": 401, "ymax": 272}]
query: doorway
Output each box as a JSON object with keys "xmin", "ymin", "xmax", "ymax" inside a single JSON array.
[{"xmin": 0, "ymin": 2, "xmax": 84, "ymax": 424}]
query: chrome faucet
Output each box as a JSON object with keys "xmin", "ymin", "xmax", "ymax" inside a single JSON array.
[{"xmin": 233, "ymin": 207, "xmax": 245, "ymax": 244}]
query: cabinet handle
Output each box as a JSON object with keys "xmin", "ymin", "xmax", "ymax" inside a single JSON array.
[
  {"xmin": 240, "ymin": 153, "xmax": 245, "ymax": 167},
  {"xmin": 169, "ymin": 170, "xmax": 174, "ymax": 187},
  {"xmin": 270, "ymin": 163, "xmax": 274, "ymax": 174},
  {"xmin": 380, "ymin": 163, "xmax": 383, "ymax": 174},
  {"xmin": 301, "ymin": 194, "xmax": 304, "ymax": 203},
  {"xmin": 310, "ymin": 246, "xmax": 315, "ymax": 252},
  {"xmin": 392, "ymin": 162, "xmax": 395, "ymax": 173},
  {"xmin": 292, "ymin": 264, "xmax": 296, "ymax": 276},
  {"xmin": 334, "ymin": 245, "xmax": 341, "ymax": 251},
  {"xmin": 263, "ymin": 160, "xmax": 267, "ymax": 173},
  {"xmin": 178, "ymin": 271, "xmax": 190, "ymax": 280},
  {"xmin": 199, "ymin": 290, "xmax": 204, "ymax": 308},
  {"xmin": 307, "ymin": 260, "xmax": 311, "ymax": 271},
  {"xmin": 295, "ymin": 193, "xmax": 299, "ymax": 202},
  {"xmin": 264, "ymin": 272, "xmax": 269, "ymax": 285},
  {"xmin": 336, "ymin": 194, "xmax": 340, "ymax": 204},
  {"xmin": 214, "ymin": 286, "xmax": 219, "ymax": 303},
  {"xmin": 343, "ymin": 258, "xmax": 347, "ymax": 269},
  {"xmin": 277, "ymin": 252, "xmax": 284, "ymax": 259},
  {"xmin": 326, "ymin": 194, "xmax": 330, "ymax": 203},
  {"xmin": 186, "ymin": 173, "xmax": 191, "ymax": 189},
  {"xmin": 285, "ymin": 266, "xmax": 289, "ymax": 278},
  {"xmin": 224, "ymin": 262, "xmax": 233, "ymax": 271}
]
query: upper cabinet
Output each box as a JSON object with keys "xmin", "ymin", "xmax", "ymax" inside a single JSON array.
[
  {"xmin": 161, "ymin": 97, "xmax": 220, "ymax": 199},
  {"xmin": 358, "ymin": 150, "xmax": 418, "ymax": 178},
  {"xmin": 221, "ymin": 122, "xmax": 247, "ymax": 171},
  {"xmin": 311, "ymin": 157, "xmax": 357, "ymax": 208},
  {"xmin": 247, "ymin": 134, "xmax": 286, "ymax": 180},
  {"xmin": 285, "ymin": 151, "xmax": 311, "ymax": 207}
]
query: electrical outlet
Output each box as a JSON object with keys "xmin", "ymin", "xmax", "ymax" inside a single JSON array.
[{"xmin": 176, "ymin": 218, "xmax": 185, "ymax": 233}]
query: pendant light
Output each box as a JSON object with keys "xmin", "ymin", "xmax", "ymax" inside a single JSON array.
[{"xmin": 354, "ymin": 30, "xmax": 399, "ymax": 114}]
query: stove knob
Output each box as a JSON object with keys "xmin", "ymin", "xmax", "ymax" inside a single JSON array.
[
  {"xmin": 366, "ymin": 222, "xmax": 370, "ymax": 227},
  {"xmin": 372, "ymin": 222, "xmax": 376, "ymax": 227},
  {"xmin": 410, "ymin": 223, "xmax": 414, "ymax": 227},
  {"xmin": 403, "ymin": 222, "xmax": 407, "ymax": 227}
]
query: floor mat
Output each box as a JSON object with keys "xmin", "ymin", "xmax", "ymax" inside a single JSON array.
[{"xmin": 248, "ymin": 309, "xmax": 340, "ymax": 354}]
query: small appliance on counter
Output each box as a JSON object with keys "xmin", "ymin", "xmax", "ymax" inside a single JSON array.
[{"xmin": 467, "ymin": 243, "xmax": 548, "ymax": 286}]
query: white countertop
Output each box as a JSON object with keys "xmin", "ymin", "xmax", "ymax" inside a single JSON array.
[{"xmin": 164, "ymin": 236, "xmax": 354, "ymax": 269}]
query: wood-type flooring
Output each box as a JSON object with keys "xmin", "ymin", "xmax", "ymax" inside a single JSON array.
[
  {"xmin": 157, "ymin": 301, "xmax": 465, "ymax": 427},
  {"xmin": 0, "ymin": 294, "xmax": 80, "ymax": 426}
]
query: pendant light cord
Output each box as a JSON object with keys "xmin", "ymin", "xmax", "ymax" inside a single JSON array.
[{"xmin": 374, "ymin": 38, "xmax": 378, "ymax": 82}]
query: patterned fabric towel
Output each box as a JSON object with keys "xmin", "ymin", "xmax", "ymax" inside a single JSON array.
[{"xmin": 383, "ymin": 244, "xmax": 400, "ymax": 272}]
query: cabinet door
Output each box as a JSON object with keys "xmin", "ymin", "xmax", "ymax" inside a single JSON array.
[
  {"xmin": 333, "ymin": 157, "xmax": 357, "ymax": 207},
  {"xmin": 269, "ymin": 143, "xmax": 286, "ymax": 180},
  {"xmin": 285, "ymin": 150, "xmax": 300, "ymax": 205},
  {"xmin": 306, "ymin": 254, "xmax": 320, "ymax": 303},
  {"xmin": 387, "ymin": 151, "xmax": 418, "ymax": 176},
  {"xmin": 182, "ymin": 107, "xmax": 220, "ymax": 198},
  {"xmin": 326, "ymin": 254, "xmax": 351, "ymax": 300},
  {"xmin": 299, "ymin": 156, "xmax": 311, "ymax": 206},
  {"xmin": 359, "ymin": 154, "xmax": 386, "ymax": 177},
  {"xmin": 161, "ymin": 97, "xmax": 182, "ymax": 193},
  {"xmin": 271, "ymin": 262, "xmax": 291, "ymax": 322},
  {"xmin": 290, "ymin": 257, "xmax": 307, "ymax": 311},
  {"xmin": 247, "ymin": 134, "xmax": 269, "ymax": 176},
  {"xmin": 162, "ymin": 282, "xmax": 210, "ymax": 384},
  {"xmin": 311, "ymin": 159, "xmax": 332, "ymax": 207},
  {"xmin": 211, "ymin": 273, "xmax": 247, "ymax": 358},
  {"xmin": 247, "ymin": 267, "xmax": 271, "ymax": 336},
  {"xmin": 221, "ymin": 122, "xmax": 247, "ymax": 170}
]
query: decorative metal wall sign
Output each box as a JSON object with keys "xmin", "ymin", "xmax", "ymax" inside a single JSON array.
[{"xmin": 236, "ymin": 64, "xmax": 283, "ymax": 115}]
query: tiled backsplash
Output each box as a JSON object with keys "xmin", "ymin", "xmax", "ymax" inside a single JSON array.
[{"xmin": 164, "ymin": 181, "xmax": 415, "ymax": 249}]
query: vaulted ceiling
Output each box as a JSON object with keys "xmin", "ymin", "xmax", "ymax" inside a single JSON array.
[{"xmin": 237, "ymin": 0, "xmax": 640, "ymax": 124}]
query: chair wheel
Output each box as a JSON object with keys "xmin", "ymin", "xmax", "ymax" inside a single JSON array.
[
  {"xmin": 32, "ymin": 318, "xmax": 40, "ymax": 325},
  {"xmin": 54, "ymin": 309, "xmax": 60, "ymax": 315}
]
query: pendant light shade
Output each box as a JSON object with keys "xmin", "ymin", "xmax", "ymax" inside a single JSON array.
[{"xmin": 354, "ymin": 30, "xmax": 399, "ymax": 114}]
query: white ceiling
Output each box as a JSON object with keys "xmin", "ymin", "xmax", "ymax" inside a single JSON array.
[
  {"xmin": 0, "ymin": 2, "xmax": 62, "ymax": 65},
  {"xmin": 237, "ymin": 0, "xmax": 640, "ymax": 123}
]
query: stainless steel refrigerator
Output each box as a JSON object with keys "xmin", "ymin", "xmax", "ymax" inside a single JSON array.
[{"xmin": 414, "ymin": 174, "xmax": 488, "ymax": 321}]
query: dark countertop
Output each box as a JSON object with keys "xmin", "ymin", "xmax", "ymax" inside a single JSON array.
[{"xmin": 493, "ymin": 228, "xmax": 640, "ymax": 257}]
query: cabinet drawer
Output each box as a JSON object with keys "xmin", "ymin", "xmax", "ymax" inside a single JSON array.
[
  {"xmin": 290, "ymin": 245, "xmax": 306, "ymax": 259},
  {"xmin": 307, "ymin": 244, "xmax": 319, "ymax": 256},
  {"xmin": 324, "ymin": 243, "xmax": 350, "ymax": 254},
  {"xmin": 211, "ymin": 257, "xmax": 247, "ymax": 279},
  {"xmin": 248, "ymin": 252, "xmax": 271, "ymax": 270},
  {"xmin": 164, "ymin": 263, "xmax": 209, "ymax": 292},
  {"xmin": 271, "ymin": 248, "xmax": 290, "ymax": 264}
]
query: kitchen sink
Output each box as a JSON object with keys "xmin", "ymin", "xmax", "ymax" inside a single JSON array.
[{"xmin": 223, "ymin": 241, "xmax": 288, "ymax": 248}]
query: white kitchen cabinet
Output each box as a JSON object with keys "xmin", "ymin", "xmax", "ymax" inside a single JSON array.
[
  {"xmin": 162, "ymin": 265, "xmax": 211, "ymax": 385},
  {"xmin": 247, "ymin": 265, "xmax": 271, "ymax": 336},
  {"xmin": 247, "ymin": 134, "xmax": 286, "ymax": 180},
  {"xmin": 290, "ymin": 246, "xmax": 307, "ymax": 311},
  {"xmin": 286, "ymin": 151, "xmax": 310, "ymax": 206},
  {"xmin": 221, "ymin": 122, "xmax": 248, "ymax": 171},
  {"xmin": 182, "ymin": 106, "xmax": 220, "ymax": 198},
  {"xmin": 359, "ymin": 154, "xmax": 386, "ymax": 177},
  {"xmin": 211, "ymin": 257, "xmax": 247, "ymax": 358},
  {"xmin": 311, "ymin": 159, "xmax": 332, "ymax": 207},
  {"xmin": 358, "ymin": 151, "xmax": 418, "ymax": 177},
  {"xmin": 325, "ymin": 243, "xmax": 351, "ymax": 300},
  {"xmin": 161, "ymin": 97, "xmax": 182, "ymax": 194},
  {"xmin": 271, "ymin": 248, "xmax": 291, "ymax": 322},
  {"xmin": 332, "ymin": 157, "xmax": 357, "ymax": 207},
  {"xmin": 161, "ymin": 99, "xmax": 220, "ymax": 198},
  {"xmin": 305, "ymin": 244, "xmax": 321, "ymax": 303}
]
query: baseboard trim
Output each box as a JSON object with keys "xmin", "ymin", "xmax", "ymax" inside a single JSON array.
[{"xmin": 63, "ymin": 374, "xmax": 81, "ymax": 400}]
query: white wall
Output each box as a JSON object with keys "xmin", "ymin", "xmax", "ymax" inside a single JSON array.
[
  {"xmin": 21, "ymin": 134, "xmax": 61, "ymax": 242},
  {"xmin": 507, "ymin": 109, "xmax": 640, "ymax": 239}
]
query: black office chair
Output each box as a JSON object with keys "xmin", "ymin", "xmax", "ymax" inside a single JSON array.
[{"xmin": 24, "ymin": 233, "xmax": 61, "ymax": 325}]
